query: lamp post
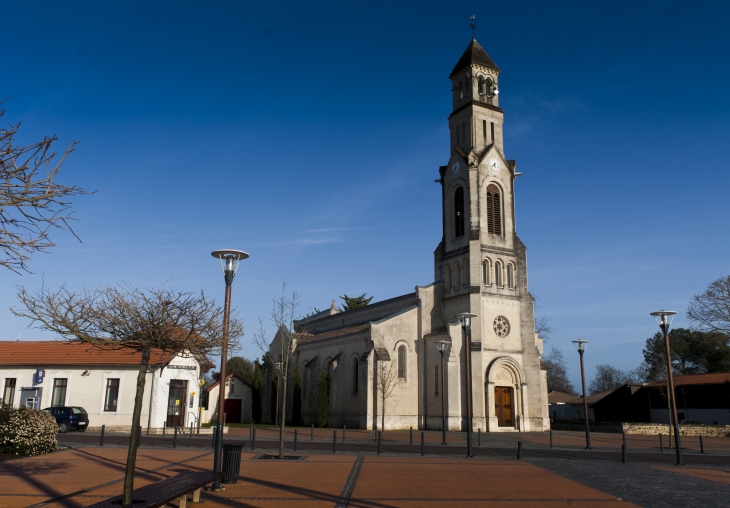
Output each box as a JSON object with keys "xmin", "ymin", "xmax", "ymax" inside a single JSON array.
[
  {"xmin": 435, "ymin": 340, "xmax": 451, "ymax": 445},
  {"xmin": 650, "ymin": 310, "xmax": 682, "ymax": 465},
  {"xmin": 211, "ymin": 249, "xmax": 248, "ymax": 490},
  {"xmin": 456, "ymin": 313, "xmax": 477, "ymax": 458},
  {"xmin": 572, "ymin": 339, "xmax": 591, "ymax": 450}
]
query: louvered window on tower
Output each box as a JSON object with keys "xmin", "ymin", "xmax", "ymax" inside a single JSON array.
[
  {"xmin": 483, "ymin": 120, "xmax": 487, "ymax": 140},
  {"xmin": 454, "ymin": 187, "xmax": 465, "ymax": 237},
  {"xmin": 398, "ymin": 346, "xmax": 406, "ymax": 379},
  {"xmin": 486, "ymin": 186, "xmax": 502, "ymax": 235}
]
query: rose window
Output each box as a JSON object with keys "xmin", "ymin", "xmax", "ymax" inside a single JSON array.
[{"xmin": 493, "ymin": 316, "xmax": 510, "ymax": 338}]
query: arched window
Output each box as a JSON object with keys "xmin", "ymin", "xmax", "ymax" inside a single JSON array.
[
  {"xmin": 486, "ymin": 78, "xmax": 493, "ymax": 98},
  {"xmin": 478, "ymin": 76, "xmax": 485, "ymax": 95},
  {"xmin": 495, "ymin": 261, "xmax": 503, "ymax": 287},
  {"xmin": 463, "ymin": 257, "xmax": 469, "ymax": 285},
  {"xmin": 444, "ymin": 264, "xmax": 452, "ymax": 289},
  {"xmin": 487, "ymin": 185, "xmax": 502, "ymax": 236},
  {"xmin": 352, "ymin": 358, "xmax": 359, "ymax": 394},
  {"xmin": 507, "ymin": 263, "xmax": 514, "ymax": 289},
  {"xmin": 482, "ymin": 259, "xmax": 490, "ymax": 285},
  {"xmin": 454, "ymin": 260, "xmax": 461, "ymax": 287},
  {"xmin": 454, "ymin": 187, "xmax": 465, "ymax": 237},
  {"xmin": 398, "ymin": 345, "xmax": 406, "ymax": 379}
]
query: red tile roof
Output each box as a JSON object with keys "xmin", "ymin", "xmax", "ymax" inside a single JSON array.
[
  {"xmin": 548, "ymin": 391, "xmax": 577, "ymax": 404},
  {"xmin": 565, "ymin": 390, "xmax": 613, "ymax": 406},
  {"xmin": 645, "ymin": 372, "xmax": 730, "ymax": 387},
  {"xmin": 205, "ymin": 373, "xmax": 252, "ymax": 392},
  {"xmin": 0, "ymin": 340, "xmax": 176, "ymax": 366}
]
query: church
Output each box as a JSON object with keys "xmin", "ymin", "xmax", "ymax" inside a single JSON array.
[{"xmin": 264, "ymin": 37, "xmax": 549, "ymax": 433}]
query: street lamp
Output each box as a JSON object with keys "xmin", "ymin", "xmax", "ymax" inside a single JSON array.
[
  {"xmin": 650, "ymin": 309, "xmax": 682, "ymax": 465},
  {"xmin": 211, "ymin": 249, "xmax": 248, "ymax": 490},
  {"xmin": 571, "ymin": 339, "xmax": 591, "ymax": 450},
  {"xmin": 435, "ymin": 340, "xmax": 451, "ymax": 445},
  {"xmin": 456, "ymin": 312, "xmax": 477, "ymax": 458}
]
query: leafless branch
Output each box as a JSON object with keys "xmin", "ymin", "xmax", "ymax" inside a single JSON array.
[{"xmin": 0, "ymin": 108, "xmax": 92, "ymax": 273}]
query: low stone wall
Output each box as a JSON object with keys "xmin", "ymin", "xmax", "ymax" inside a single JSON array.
[
  {"xmin": 551, "ymin": 420, "xmax": 730, "ymax": 437},
  {"xmin": 85, "ymin": 426, "xmax": 225, "ymax": 434}
]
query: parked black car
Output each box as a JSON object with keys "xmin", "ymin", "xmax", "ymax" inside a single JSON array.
[{"xmin": 43, "ymin": 406, "xmax": 89, "ymax": 433}]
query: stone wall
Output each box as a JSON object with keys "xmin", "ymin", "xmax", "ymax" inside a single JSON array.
[{"xmin": 551, "ymin": 420, "xmax": 730, "ymax": 437}]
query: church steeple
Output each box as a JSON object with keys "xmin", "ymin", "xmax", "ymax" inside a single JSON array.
[
  {"xmin": 449, "ymin": 38, "xmax": 500, "ymax": 78},
  {"xmin": 448, "ymin": 38, "xmax": 503, "ymax": 155}
]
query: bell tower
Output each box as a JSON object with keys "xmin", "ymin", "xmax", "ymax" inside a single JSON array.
[{"xmin": 434, "ymin": 35, "xmax": 549, "ymax": 433}]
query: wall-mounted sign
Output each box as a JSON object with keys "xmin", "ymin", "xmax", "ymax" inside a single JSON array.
[
  {"xmin": 167, "ymin": 365, "xmax": 197, "ymax": 370},
  {"xmin": 189, "ymin": 396, "xmax": 194, "ymax": 408},
  {"xmin": 34, "ymin": 369, "xmax": 45, "ymax": 384}
]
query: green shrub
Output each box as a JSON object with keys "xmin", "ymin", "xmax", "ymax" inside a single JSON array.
[
  {"xmin": 0, "ymin": 406, "xmax": 57, "ymax": 456},
  {"xmin": 317, "ymin": 371, "xmax": 328, "ymax": 428}
]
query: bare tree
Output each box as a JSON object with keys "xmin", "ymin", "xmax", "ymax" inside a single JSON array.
[
  {"xmin": 253, "ymin": 283, "xmax": 299, "ymax": 459},
  {"xmin": 688, "ymin": 275, "xmax": 730, "ymax": 335},
  {"xmin": 535, "ymin": 315, "xmax": 554, "ymax": 341},
  {"xmin": 0, "ymin": 108, "xmax": 90, "ymax": 273},
  {"xmin": 373, "ymin": 334, "xmax": 397, "ymax": 437},
  {"xmin": 12, "ymin": 284, "xmax": 242, "ymax": 507},
  {"xmin": 541, "ymin": 347, "xmax": 576, "ymax": 395}
]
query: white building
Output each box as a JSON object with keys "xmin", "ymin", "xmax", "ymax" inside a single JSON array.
[
  {"xmin": 201, "ymin": 373, "xmax": 253, "ymax": 425},
  {"xmin": 0, "ymin": 341, "xmax": 209, "ymax": 431}
]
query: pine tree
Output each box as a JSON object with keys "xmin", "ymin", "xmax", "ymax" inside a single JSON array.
[{"xmin": 339, "ymin": 293, "xmax": 373, "ymax": 311}]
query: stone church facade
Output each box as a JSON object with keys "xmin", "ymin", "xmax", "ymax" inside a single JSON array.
[{"xmin": 264, "ymin": 38, "xmax": 549, "ymax": 433}]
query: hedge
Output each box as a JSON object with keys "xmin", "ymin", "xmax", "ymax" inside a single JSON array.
[{"xmin": 0, "ymin": 406, "xmax": 58, "ymax": 456}]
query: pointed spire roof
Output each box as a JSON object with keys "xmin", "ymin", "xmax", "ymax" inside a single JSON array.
[{"xmin": 449, "ymin": 38, "xmax": 500, "ymax": 78}]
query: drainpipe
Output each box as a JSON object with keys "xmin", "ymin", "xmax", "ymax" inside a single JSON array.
[{"xmin": 146, "ymin": 366, "xmax": 156, "ymax": 433}]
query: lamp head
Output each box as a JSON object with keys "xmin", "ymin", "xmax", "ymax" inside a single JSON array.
[
  {"xmin": 211, "ymin": 249, "xmax": 248, "ymax": 286},
  {"xmin": 456, "ymin": 313, "xmax": 477, "ymax": 329},
  {"xmin": 650, "ymin": 310, "xmax": 677, "ymax": 330},
  {"xmin": 572, "ymin": 339, "xmax": 589, "ymax": 354},
  {"xmin": 435, "ymin": 340, "xmax": 451, "ymax": 354}
]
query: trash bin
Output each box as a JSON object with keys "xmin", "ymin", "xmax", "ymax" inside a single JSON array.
[{"xmin": 222, "ymin": 443, "xmax": 245, "ymax": 484}]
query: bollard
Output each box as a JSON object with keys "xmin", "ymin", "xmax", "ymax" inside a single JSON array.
[
  {"xmin": 478, "ymin": 428, "xmax": 481, "ymax": 447},
  {"xmin": 252, "ymin": 427, "xmax": 256, "ymax": 451},
  {"xmin": 100, "ymin": 425, "xmax": 105, "ymax": 447},
  {"xmin": 190, "ymin": 423, "xmax": 193, "ymax": 437},
  {"xmin": 211, "ymin": 427, "xmax": 216, "ymax": 449},
  {"xmin": 421, "ymin": 431, "xmax": 425, "ymax": 456},
  {"xmin": 173, "ymin": 426, "xmax": 178, "ymax": 448},
  {"xmin": 410, "ymin": 427, "xmax": 413, "ymax": 445},
  {"xmin": 250, "ymin": 422, "xmax": 253, "ymax": 440},
  {"xmin": 549, "ymin": 430, "xmax": 553, "ymax": 449},
  {"xmin": 343, "ymin": 425, "xmax": 346, "ymax": 442},
  {"xmin": 700, "ymin": 435, "xmax": 705, "ymax": 454},
  {"xmin": 622, "ymin": 444, "xmax": 627, "ymax": 463},
  {"xmin": 294, "ymin": 428, "xmax": 298, "ymax": 452},
  {"xmin": 517, "ymin": 441, "xmax": 522, "ymax": 460},
  {"xmin": 311, "ymin": 424, "xmax": 314, "ymax": 441},
  {"xmin": 333, "ymin": 430, "xmax": 337, "ymax": 453},
  {"xmin": 659, "ymin": 434, "xmax": 664, "ymax": 453},
  {"xmin": 163, "ymin": 424, "xmax": 166, "ymax": 436},
  {"xmin": 622, "ymin": 431, "xmax": 627, "ymax": 451},
  {"xmin": 377, "ymin": 431, "xmax": 382, "ymax": 455}
]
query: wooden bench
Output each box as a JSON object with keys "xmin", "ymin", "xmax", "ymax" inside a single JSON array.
[{"xmin": 87, "ymin": 470, "xmax": 222, "ymax": 508}]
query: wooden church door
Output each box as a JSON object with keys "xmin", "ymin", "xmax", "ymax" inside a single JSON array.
[{"xmin": 494, "ymin": 386, "xmax": 513, "ymax": 427}]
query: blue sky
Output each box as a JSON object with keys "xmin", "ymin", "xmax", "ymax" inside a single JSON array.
[{"xmin": 2, "ymin": 1, "xmax": 729, "ymax": 390}]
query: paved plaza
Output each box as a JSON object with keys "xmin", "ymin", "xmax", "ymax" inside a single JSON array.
[{"xmin": 1, "ymin": 429, "xmax": 729, "ymax": 507}]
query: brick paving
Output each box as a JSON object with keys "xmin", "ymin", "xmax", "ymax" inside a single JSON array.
[{"xmin": 2, "ymin": 429, "xmax": 730, "ymax": 507}]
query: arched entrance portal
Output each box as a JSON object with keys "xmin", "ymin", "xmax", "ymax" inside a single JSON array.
[{"xmin": 485, "ymin": 357, "xmax": 528, "ymax": 431}]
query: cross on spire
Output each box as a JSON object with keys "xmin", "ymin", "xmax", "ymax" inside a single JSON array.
[{"xmin": 470, "ymin": 14, "xmax": 476, "ymax": 39}]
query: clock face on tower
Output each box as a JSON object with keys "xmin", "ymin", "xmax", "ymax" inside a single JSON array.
[
  {"xmin": 489, "ymin": 158, "xmax": 500, "ymax": 172},
  {"xmin": 451, "ymin": 161, "xmax": 461, "ymax": 175}
]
